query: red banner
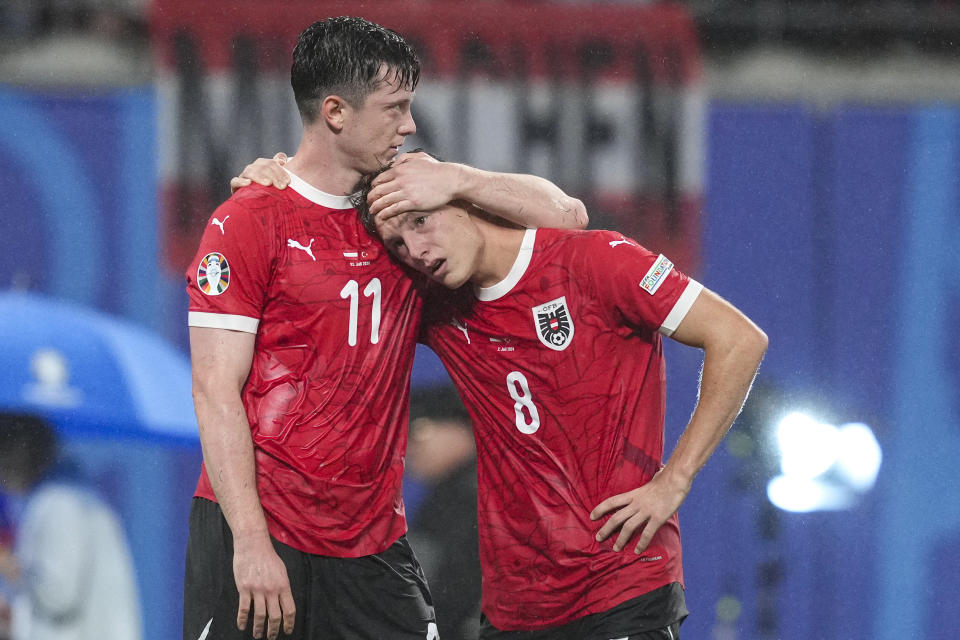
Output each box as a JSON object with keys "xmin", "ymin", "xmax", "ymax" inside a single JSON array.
[
  {"xmin": 151, "ymin": 0, "xmax": 703, "ymax": 274},
  {"xmin": 152, "ymin": 1, "xmax": 700, "ymax": 81}
]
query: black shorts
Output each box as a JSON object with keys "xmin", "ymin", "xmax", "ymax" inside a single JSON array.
[
  {"xmin": 183, "ymin": 497, "xmax": 437, "ymax": 640},
  {"xmin": 478, "ymin": 582, "xmax": 688, "ymax": 640}
]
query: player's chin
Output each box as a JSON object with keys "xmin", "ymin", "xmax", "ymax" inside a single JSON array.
[
  {"xmin": 376, "ymin": 148, "xmax": 399, "ymax": 168},
  {"xmin": 420, "ymin": 267, "xmax": 461, "ymax": 289},
  {"xmin": 439, "ymin": 271, "xmax": 469, "ymax": 290}
]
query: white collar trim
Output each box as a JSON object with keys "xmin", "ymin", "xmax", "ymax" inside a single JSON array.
[
  {"xmin": 284, "ymin": 168, "xmax": 353, "ymax": 210},
  {"xmin": 475, "ymin": 228, "xmax": 537, "ymax": 301}
]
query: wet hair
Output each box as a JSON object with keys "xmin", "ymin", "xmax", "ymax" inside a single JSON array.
[
  {"xmin": 0, "ymin": 412, "xmax": 57, "ymax": 486},
  {"xmin": 350, "ymin": 163, "xmax": 392, "ymax": 236},
  {"xmin": 291, "ymin": 16, "xmax": 420, "ymax": 124}
]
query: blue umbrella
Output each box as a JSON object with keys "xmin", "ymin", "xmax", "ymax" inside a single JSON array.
[
  {"xmin": 0, "ymin": 291, "xmax": 201, "ymax": 640},
  {"xmin": 0, "ymin": 291, "xmax": 197, "ymax": 440}
]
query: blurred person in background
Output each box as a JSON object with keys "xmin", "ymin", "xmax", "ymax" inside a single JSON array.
[
  {"xmin": 406, "ymin": 385, "xmax": 482, "ymax": 640},
  {"xmin": 187, "ymin": 14, "xmax": 585, "ymax": 640},
  {"xmin": 0, "ymin": 490, "xmax": 16, "ymax": 640},
  {"xmin": 0, "ymin": 413, "xmax": 142, "ymax": 640}
]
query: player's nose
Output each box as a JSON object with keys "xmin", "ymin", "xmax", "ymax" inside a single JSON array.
[{"xmin": 399, "ymin": 111, "xmax": 416, "ymax": 136}]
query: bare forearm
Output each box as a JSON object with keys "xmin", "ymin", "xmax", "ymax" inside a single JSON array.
[
  {"xmin": 662, "ymin": 328, "xmax": 768, "ymax": 488},
  {"xmin": 455, "ymin": 164, "xmax": 588, "ymax": 229},
  {"xmin": 194, "ymin": 391, "xmax": 270, "ymax": 541}
]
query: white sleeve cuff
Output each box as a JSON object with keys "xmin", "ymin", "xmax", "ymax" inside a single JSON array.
[
  {"xmin": 188, "ymin": 311, "xmax": 259, "ymax": 334},
  {"xmin": 659, "ymin": 280, "xmax": 703, "ymax": 337}
]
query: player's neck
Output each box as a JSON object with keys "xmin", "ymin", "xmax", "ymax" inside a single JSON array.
[
  {"xmin": 285, "ymin": 132, "xmax": 362, "ymax": 196},
  {"xmin": 471, "ymin": 219, "xmax": 526, "ymax": 289}
]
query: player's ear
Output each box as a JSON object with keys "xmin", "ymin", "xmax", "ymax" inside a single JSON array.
[{"xmin": 321, "ymin": 95, "xmax": 347, "ymax": 132}]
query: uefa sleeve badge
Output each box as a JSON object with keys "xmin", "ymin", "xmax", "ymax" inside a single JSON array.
[
  {"xmin": 531, "ymin": 296, "xmax": 574, "ymax": 351},
  {"xmin": 197, "ymin": 252, "xmax": 230, "ymax": 295},
  {"xmin": 639, "ymin": 254, "xmax": 674, "ymax": 295}
]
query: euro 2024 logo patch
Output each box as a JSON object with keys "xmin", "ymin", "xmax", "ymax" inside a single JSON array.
[
  {"xmin": 198, "ymin": 252, "xmax": 230, "ymax": 295},
  {"xmin": 532, "ymin": 296, "xmax": 574, "ymax": 351}
]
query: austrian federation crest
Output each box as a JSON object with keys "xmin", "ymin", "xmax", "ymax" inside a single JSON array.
[
  {"xmin": 531, "ymin": 296, "xmax": 574, "ymax": 351},
  {"xmin": 198, "ymin": 252, "xmax": 230, "ymax": 295}
]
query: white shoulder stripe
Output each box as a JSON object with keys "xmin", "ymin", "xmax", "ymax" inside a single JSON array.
[
  {"xmin": 659, "ymin": 280, "xmax": 703, "ymax": 337},
  {"xmin": 188, "ymin": 311, "xmax": 259, "ymax": 334}
]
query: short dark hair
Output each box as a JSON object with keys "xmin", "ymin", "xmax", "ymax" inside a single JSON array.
[
  {"xmin": 350, "ymin": 163, "xmax": 392, "ymax": 237},
  {"xmin": 291, "ymin": 16, "xmax": 420, "ymax": 124},
  {"xmin": 0, "ymin": 412, "xmax": 58, "ymax": 485}
]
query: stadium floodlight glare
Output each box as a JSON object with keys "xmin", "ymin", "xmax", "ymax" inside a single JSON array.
[
  {"xmin": 766, "ymin": 412, "xmax": 882, "ymax": 513},
  {"xmin": 766, "ymin": 474, "xmax": 854, "ymax": 513},
  {"xmin": 834, "ymin": 422, "xmax": 883, "ymax": 491},
  {"xmin": 775, "ymin": 412, "xmax": 839, "ymax": 480}
]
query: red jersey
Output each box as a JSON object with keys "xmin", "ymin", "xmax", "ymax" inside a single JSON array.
[
  {"xmin": 185, "ymin": 172, "xmax": 422, "ymax": 557},
  {"xmin": 422, "ymin": 228, "xmax": 703, "ymax": 630}
]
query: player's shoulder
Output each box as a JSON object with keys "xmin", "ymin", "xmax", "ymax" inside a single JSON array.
[
  {"xmin": 537, "ymin": 228, "xmax": 647, "ymax": 257},
  {"xmin": 211, "ymin": 183, "xmax": 293, "ymax": 224},
  {"xmin": 228, "ymin": 182, "xmax": 293, "ymax": 209}
]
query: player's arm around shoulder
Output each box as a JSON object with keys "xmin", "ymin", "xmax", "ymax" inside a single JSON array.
[
  {"xmin": 230, "ymin": 153, "xmax": 292, "ymax": 193},
  {"xmin": 453, "ymin": 162, "xmax": 589, "ymax": 230},
  {"xmin": 367, "ymin": 151, "xmax": 589, "ymax": 230}
]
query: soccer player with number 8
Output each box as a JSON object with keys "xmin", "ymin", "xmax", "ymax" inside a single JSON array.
[{"xmin": 347, "ymin": 161, "xmax": 769, "ymax": 640}]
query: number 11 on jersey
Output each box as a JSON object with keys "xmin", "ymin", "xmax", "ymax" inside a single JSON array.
[
  {"xmin": 506, "ymin": 371, "xmax": 541, "ymax": 434},
  {"xmin": 340, "ymin": 278, "xmax": 381, "ymax": 346}
]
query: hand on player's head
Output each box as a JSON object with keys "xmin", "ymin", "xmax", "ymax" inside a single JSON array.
[
  {"xmin": 230, "ymin": 153, "xmax": 291, "ymax": 193},
  {"xmin": 366, "ymin": 150, "xmax": 456, "ymax": 222}
]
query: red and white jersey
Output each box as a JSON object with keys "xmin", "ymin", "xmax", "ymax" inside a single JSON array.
[
  {"xmin": 422, "ymin": 228, "xmax": 703, "ymax": 630},
  {"xmin": 185, "ymin": 171, "xmax": 423, "ymax": 557}
]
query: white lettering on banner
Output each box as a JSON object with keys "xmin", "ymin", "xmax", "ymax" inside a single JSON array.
[{"xmin": 157, "ymin": 78, "xmax": 703, "ymax": 197}]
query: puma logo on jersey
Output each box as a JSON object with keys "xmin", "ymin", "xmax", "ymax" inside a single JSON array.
[
  {"xmin": 211, "ymin": 216, "xmax": 230, "ymax": 234},
  {"xmin": 287, "ymin": 238, "xmax": 316, "ymax": 261},
  {"xmin": 452, "ymin": 318, "xmax": 471, "ymax": 344},
  {"xmin": 609, "ymin": 238, "xmax": 635, "ymax": 248}
]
